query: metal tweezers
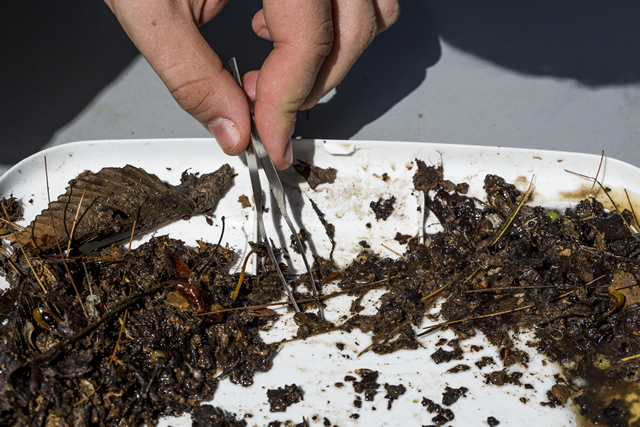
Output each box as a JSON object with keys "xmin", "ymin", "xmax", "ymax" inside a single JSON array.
[{"xmin": 225, "ymin": 58, "xmax": 323, "ymax": 317}]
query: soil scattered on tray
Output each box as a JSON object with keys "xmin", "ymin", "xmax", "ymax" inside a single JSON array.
[{"xmin": 1, "ymin": 157, "xmax": 640, "ymax": 426}]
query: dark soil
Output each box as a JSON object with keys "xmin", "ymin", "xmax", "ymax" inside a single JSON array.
[
  {"xmin": 1, "ymin": 158, "xmax": 639, "ymax": 426},
  {"xmin": 266, "ymin": 384, "xmax": 304, "ymax": 412}
]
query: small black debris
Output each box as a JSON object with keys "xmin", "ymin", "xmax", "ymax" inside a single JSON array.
[{"xmin": 487, "ymin": 416, "xmax": 500, "ymax": 426}]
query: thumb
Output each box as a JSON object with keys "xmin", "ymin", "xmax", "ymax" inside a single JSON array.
[{"xmin": 107, "ymin": 0, "xmax": 251, "ymax": 155}]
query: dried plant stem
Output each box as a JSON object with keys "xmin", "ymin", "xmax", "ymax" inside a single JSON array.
[
  {"xmin": 421, "ymin": 266, "xmax": 480, "ymax": 303},
  {"xmin": 232, "ymin": 249, "xmax": 254, "ymax": 301},
  {"xmin": 66, "ymin": 189, "xmax": 86, "ymax": 255},
  {"xmin": 381, "ymin": 244, "xmax": 407, "ymax": 260},
  {"xmin": 212, "ymin": 216, "xmax": 225, "ymax": 262},
  {"xmin": 197, "ymin": 275, "xmax": 399, "ymax": 317},
  {"xmin": 109, "ymin": 308, "xmax": 129, "ymax": 365},
  {"xmin": 589, "ymin": 150, "xmax": 605, "ymax": 198},
  {"xmin": 276, "ymin": 325, "xmax": 344, "ymax": 345},
  {"xmin": 489, "ymin": 175, "xmax": 535, "ymax": 246},
  {"xmin": 75, "ymin": 378, "xmax": 104, "ymax": 406},
  {"xmin": 32, "ymin": 281, "xmax": 170, "ymax": 366},
  {"xmin": 2, "ymin": 202, "xmax": 46, "ymax": 293},
  {"xmin": 565, "ymin": 169, "xmax": 638, "ymax": 239},
  {"xmin": 44, "ymin": 157, "xmax": 88, "ymax": 319},
  {"xmin": 0, "ymin": 217, "xmax": 24, "ymax": 231},
  {"xmin": 128, "ymin": 219, "xmax": 137, "ymax": 252},
  {"xmin": 358, "ymin": 319, "xmax": 413, "ymax": 357},
  {"xmin": 0, "ymin": 247, "xmax": 21, "ymax": 277},
  {"xmin": 619, "ymin": 353, "xmax": 640, "ymax": 363},
  {"xmin": 418, "ymin": 304, "xmax": 534, "ymax": 337},
  {"xmin": 625, "ymin": 188, "xmax": 639, "ymax": 229}
]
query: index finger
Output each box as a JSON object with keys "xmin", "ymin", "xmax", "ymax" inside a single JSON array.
[{"xmin": 252, "ymin": 0, "xmax": 334, "ymax": 170}]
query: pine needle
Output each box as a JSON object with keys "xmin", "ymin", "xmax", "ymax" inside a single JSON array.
[{"xmin": 489, "ymin": 175, "xmax": 535, "ymax": 246}]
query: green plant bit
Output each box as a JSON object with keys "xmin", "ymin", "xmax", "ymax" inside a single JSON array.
[{"xmin": 546, "ymin": 210, "xmax": 560, "ymax": 222}]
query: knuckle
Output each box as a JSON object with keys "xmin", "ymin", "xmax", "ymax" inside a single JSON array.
[
  {"xmin": 377, "ymin": 0, "xmax": 401, "ymax": 30},
  {"xmin": 169, "ymin": 77, "xmax": 216, "ymax": 119},
  {"xmin": 307, "ymin": 18, "xmax": 335, "ymax": 58}
]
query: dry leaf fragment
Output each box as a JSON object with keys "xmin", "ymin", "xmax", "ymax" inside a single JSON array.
[{"xmin": 14, "ymin": 164, "xmax": 233, "ymax": 254}]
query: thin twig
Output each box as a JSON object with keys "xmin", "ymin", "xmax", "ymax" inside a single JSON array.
[
  {"xmin": 381, "ymin": 244, "xmax": 407, "ymax": 260},
  {"xmin": 565, "ymin": 169, "xmax": 638, "ymax": 239},
  {"xmin": 625, "ymin": 188, "xmax": 639, "ymax": 229},
  {"xmin": 2, "ymin": 202, "xmax": 46, "ymax": 293},
  {"xmin": 619, "ymin": 353, "xmax": 640, "ymax": 363},
  {"xmin": 276, "ymin": 325, "xmax": 344, "ymax": 345},
  {"xmin": 44, "ymin": 157, "xmax": 88, "ymax": 319},
  {"xmin": 197, "ymin": 275, "xmax": 399, "ymax": 317},
  {"xmin": 66, "ymin": 189, "xmax": 86, "ymax": 255},
  {"xmin": 489, "ymin": 176, "xmax": 535, "ymax": 246},
  {"xmin": 466, "ymin": 286, "xmax": 567, "ymax": 294},
  {"xmin": 212, "ymin": 216, "xmax": 225, "ymax": 261},
  {"xmin": 358, "ymin": 319, "xmax": 413, "ymax": 357},
  {"xmin": 74, "ymin": 378, "xmax": 104, "ymax": 406},
  {"xmin": 589, "ymin": 151, "xmax": 605, "ymax": 198},
  {"xmin": 0, "ymin": 217, "xmax": 25, "ymax": 231},
  {"xmin": 418, "ymin": 304, "xmax": 534, "ymax": 337},
  {"xmin": 421, "ymin": 266, "xmax": 480, "ymax": 303},
  {"xmin": 109, "ymin": 308, "xmax": 129, "ymax": 365},
  {"xmin": 0, "ymin": 247, "xmax": 21, "ymax": 277},
  {"xmin": 232, "ymin": 248, "xmax": 254, "ymax": 301},
  {"xmin": 31, "ymin": 281, "xmax": 170, "ymax": 366},
  {"xmin": 128, "ymin": 219, "xmax": 137, "ymax": 252}
]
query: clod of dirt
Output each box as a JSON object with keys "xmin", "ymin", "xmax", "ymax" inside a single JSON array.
[
  {"xmin": 192, "ymin": 405, "xmax": 247, "ymax": 426},
  {"xmin": 370, "ymin": 196, "xmax": 396, "ymax": 221},
  {"xmin": 441, "ymin": 386, "xmax": 468, "ymax": 406},
  {"xmin": 384, "ymin": 383, "xmax": 406, "ymax": 409},
  {"xmin": 267, "ymin": 384, "xmax": 304, "ymax": 412},
  {"xmin": 352, "ymin": 369, "xmax": 381, "ymax": 401},
  {"xmin": 294, "ymin": 161, "xmax": 337, "ymax": 190},
  {"xmin": 238, "ymin": 194, "xmax": 252, "ymax": 208},
  {"xmin": 446, "ymin": 364, "xmax": 471, "ymax": 374}
]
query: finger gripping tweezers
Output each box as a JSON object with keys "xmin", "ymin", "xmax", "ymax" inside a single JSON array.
[{"xmin": 225, "ymin": 57, "xmax": 323, "ymax": 318}]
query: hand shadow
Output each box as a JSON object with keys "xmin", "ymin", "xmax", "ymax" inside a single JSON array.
[
  {"xmin": 1, "ymin": 2, "xmax": 138, "ymax": 164},
  {"xmin": 294, "ymin": 1, "xmax": 442, "ymax": 140},
  {"xmin": 429, "ymin": 0, "xmax": 640, "ymax": 86}
]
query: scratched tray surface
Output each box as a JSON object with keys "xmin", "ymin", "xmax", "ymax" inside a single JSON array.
[{"xmin": 2, "ymin": 139, "xmax": 639, "ymax": 426}]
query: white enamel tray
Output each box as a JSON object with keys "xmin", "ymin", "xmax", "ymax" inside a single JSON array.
[{"xmin": 2, "ymin": 139, "xmax": 639, "ymax": 426}]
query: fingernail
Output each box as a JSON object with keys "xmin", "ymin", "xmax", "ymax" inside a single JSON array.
[
  {"xmin": 208, "ymin": 118, "xmax": 240, "ymax": 153},
  {"xmin": 283, "ymin": 139, "xmax": 293, "ymax": 166},
  {"xmin": 256, "ymin": 26, "xmax": 272, "ymax": 41}
]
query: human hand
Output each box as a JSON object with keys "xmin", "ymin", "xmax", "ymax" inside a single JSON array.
[{"xmin": 105, "ymin": 0, "xmax": 400, "ymax": 170}]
